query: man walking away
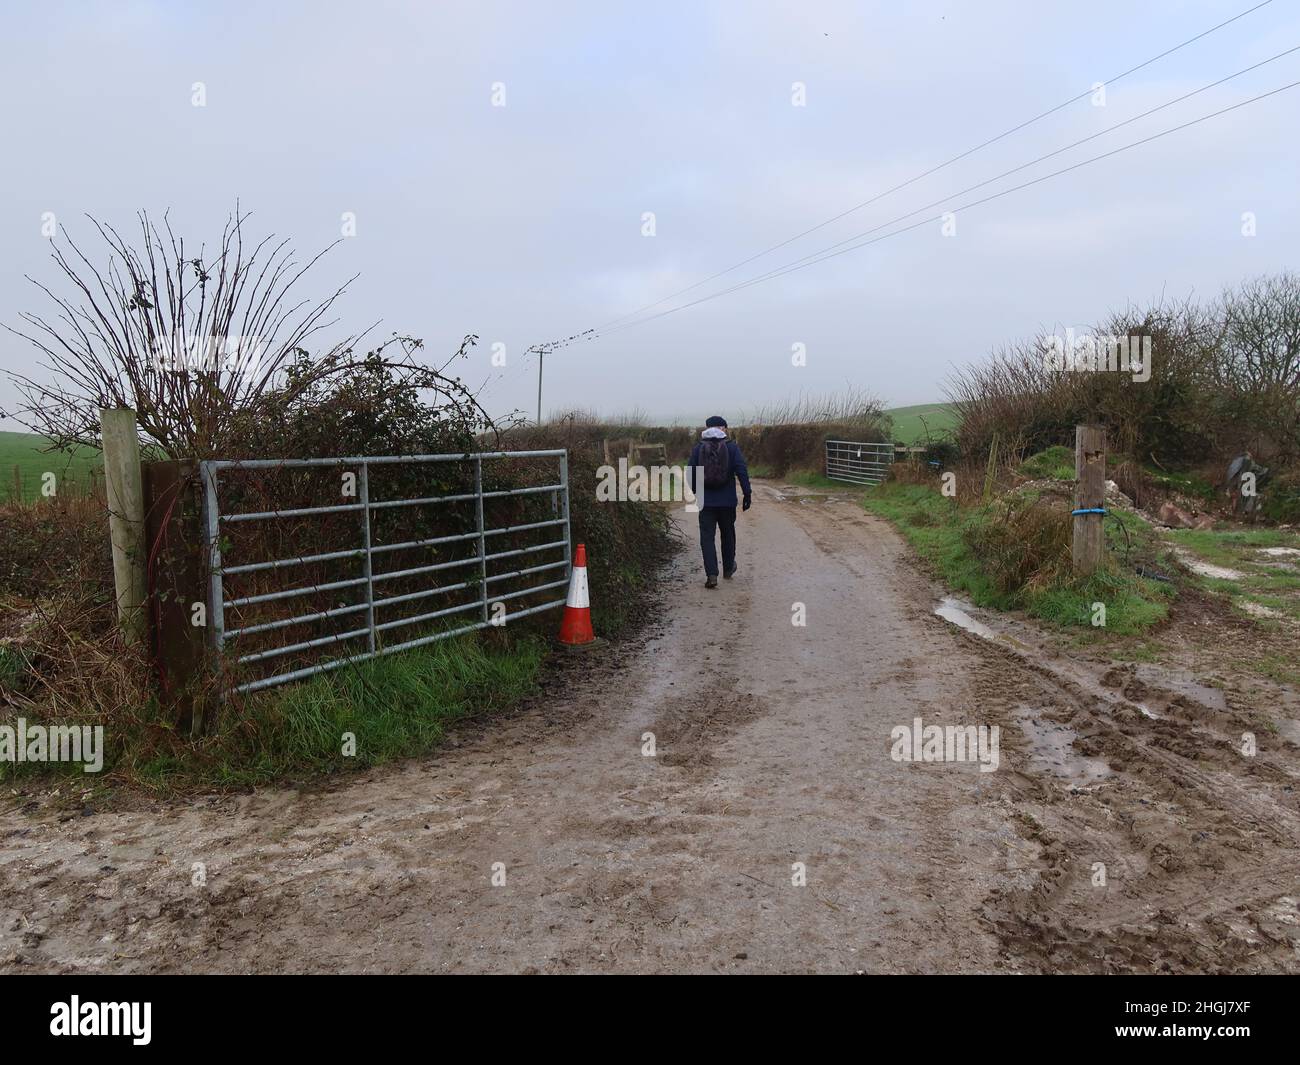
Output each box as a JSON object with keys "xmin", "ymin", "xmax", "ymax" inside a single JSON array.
[{"xmin": 688, "ymin": 416, "xmax": 752, "ymax": 588}]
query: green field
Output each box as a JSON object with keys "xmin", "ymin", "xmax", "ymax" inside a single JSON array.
[
  {"xmin": 0, "ymin": 408, "xmax": 956, "ymax": 501},
  {"xmin": 886, "ymin": 403, "xmax": 956, "ymax": 445},
  {"xmin": 0, "ymin": 430, "xmax": 102, "ymax": 502}
]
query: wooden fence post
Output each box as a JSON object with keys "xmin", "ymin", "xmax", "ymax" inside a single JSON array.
[
  {"xmin": 982, "ymin": 430, "xmax": 1000, "ymax": 503},
  {"xmin": 1073, "ymin": 424, "xmax": 1106, "ymax": 576},
  {"xmin": 99, "ymin": 408, "xmax": 148, "ymax": 644}
]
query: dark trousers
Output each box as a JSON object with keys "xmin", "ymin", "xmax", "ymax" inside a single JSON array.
[{"xmin": 698, "ymin": 505, "xmax": 737, "ymax": 577}]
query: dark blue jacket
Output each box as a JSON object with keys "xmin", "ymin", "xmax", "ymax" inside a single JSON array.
[{"xmin": 688, "ymin": 437, "xmax": 752, "ymax": 509}]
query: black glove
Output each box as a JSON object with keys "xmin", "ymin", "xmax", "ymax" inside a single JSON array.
[{"xmin": 742, "ymin": 496, "xmax": 752, "ymax": 512}]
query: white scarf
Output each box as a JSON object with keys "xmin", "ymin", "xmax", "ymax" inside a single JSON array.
[{"xmin": 701, "ymin": 427, "xmax": 728, "ymax": 440}]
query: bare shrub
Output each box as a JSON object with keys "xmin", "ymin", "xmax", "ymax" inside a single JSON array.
[
  {"xmin": 3, "ymin": 210, "xmax": 498, "ymax": 463},
  {"xmin": 1215, "ymin": 271, "xmax": 1300, "ymax": 461},
  {"xmin": 742, "ymin": 386, "xmax": 889, "ymax": 431},
  {"xmin": 946, "ymin": 274, "xmax": 1300, "ymax": 477}
]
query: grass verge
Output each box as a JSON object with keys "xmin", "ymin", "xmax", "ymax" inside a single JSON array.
[
  {"xmin": 1165, "ymin": 526, "xmax": 1300, "ymax": 620},
  {"xmin": 1, "ymin": 633, "xmax": 548, "ymax": 792},
  {"xmin": 863, "ymin": 482, "xmax": 1173, "ymax": 635}
]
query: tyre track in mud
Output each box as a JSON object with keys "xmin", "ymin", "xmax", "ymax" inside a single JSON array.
[
  {"xmin": 781, "ymin": 491, "xmax": 1300, "ymax": 972},
  {"xmin": 1, "ymin": 480, "xmax": 1297, "ymax": 973}
]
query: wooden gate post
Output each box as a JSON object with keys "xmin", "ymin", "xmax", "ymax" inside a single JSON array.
[
  {"xmin": 1073, "ymin": 424, "xmax": 1106, "ymax": 576},
  {"xmin": 99, "ymin": 408, "xmax": 148, "ymax": 644},
  {"xmin": 143, "ymin": 460, "xmax": 209, "ymax": 733}
]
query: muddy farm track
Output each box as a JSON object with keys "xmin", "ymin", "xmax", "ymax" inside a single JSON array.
[{"xmin": 3, "ymin": 482, "xmax": 1298, "ymax": 973}]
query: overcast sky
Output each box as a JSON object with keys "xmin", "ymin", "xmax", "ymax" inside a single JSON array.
[{"xmin": 1, "ymin": 0, "xmax": 1297, "ymax": 428}]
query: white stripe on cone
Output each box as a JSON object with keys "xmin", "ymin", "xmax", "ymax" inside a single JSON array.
[{"xmin": 565, "ymin": 564, "xmax": 589, "ymax": 608}]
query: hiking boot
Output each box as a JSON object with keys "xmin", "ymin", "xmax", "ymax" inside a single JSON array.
[
  {"xmin": 723, "ymin": 565, "xmax": 737, "ymax": 580},
  {"xmin": 705, "ymin": 575, "xmax": 718, "ymax": 589}
]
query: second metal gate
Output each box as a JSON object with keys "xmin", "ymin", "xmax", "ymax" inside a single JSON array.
[{"xmin": 824, "ymin": 440, "xmax": 893, "ymax": 486}]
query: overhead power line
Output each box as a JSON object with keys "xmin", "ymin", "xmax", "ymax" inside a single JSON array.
[
  {"xmin": 597, "ymin": 45, "xmax": 1300, "ymax": 337},
  {"xmin": 480, "ymin": 0, "xmax": 1280, "ymax": 402},
  {"xmin": 592, "ymin": 77, "xmax": 1300, "ymax": 335},
  {"xmin": 592, "ymin": 0, "xmax": 1277, "ymax": 331}
]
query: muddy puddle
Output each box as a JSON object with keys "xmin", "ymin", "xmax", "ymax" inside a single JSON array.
[
  {"xmin": 773, "ymin": 487, "xmax": 848, "ymax": 505},
  {"xmin": 933, "ymin": 596, "xmax": 1032, "ymax": 651},
  {"xmin": 1016, "ymin": 707, "xmax": 1112, "ymax": 785},
  {"xmin": 934, "ymin": 597, "xmax": 998, "ymax": 639}
]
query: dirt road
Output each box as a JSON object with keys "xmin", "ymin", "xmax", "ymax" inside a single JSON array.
[{"xmin": 4, "ymin": 482, "xmax": 1298, "ymax": 973}]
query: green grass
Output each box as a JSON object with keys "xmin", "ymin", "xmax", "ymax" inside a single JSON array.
[
  {"xmin": 746, "ymin": 464, "xmax": 839, "ymax": 488},
  {"xmin": 2, "ymin": 633, "xmax": 548, "ymax": 791},
  {"xmin": 0, "ymin": 430, "xmax": 102, "ymax": 502},
  {"xmin": 1257, "ymin": 652, "xmax": 1300, "ymax": 686},
  {"xmin": 1167, "ymin": 526, "xmax": 1298, "ymax": 561},
  {"xmin": 779, "ymin": 469, "xmax": 858, "ymax": 491},
  {"xmin": 863, "ymin": 482, "xmax": 988, "ymax": 592},
  {"xmin": 864, "ymin": 481, "xmax": 1172, "ymax": 635},
  {"xmin": 1166, "ymin": 525, "xmax": 1300, "ymax": 620},
  {"xmin": 1145, "ymin": 466, "xmax": 1216, "ymax": 502},
  {"xmin": 886, "ymin": 403, "xmax": 957, "ymax": 446},
  {"xmin": 193, "ymin": 634, "xmax": 546, "ymax": 787},
  {"xmin": 0, "ymin": 645, "xmax": 27, "ymax": 689},
  {"xmin": 1030, "ymin": 569, "xmax": 1170, "ymax": 632},
  {"xmin": 1018, "ymin": 445, "xmax": 1075, "ymax": 482}
]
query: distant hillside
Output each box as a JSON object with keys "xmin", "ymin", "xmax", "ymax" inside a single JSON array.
[
  {"xmin": 886, "ymin": 403, "xmax": 957, "ymax": 445},
  {"xmin": 0, "ymin": 430, "xmax": 102, "ymax": 502}
]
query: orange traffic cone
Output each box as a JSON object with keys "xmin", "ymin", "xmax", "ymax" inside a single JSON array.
[{"xmin": 558, "ymin": 543, "xmax": 595, "ymax": 645}]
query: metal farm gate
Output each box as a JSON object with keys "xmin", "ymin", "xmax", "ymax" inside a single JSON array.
[
  {"xmin": 824, "ymin": 440, "xmax": 893, "ymax": 486},
  {"xmin": 200, "ymin": 450, "xmax": 571, "ymax": 694}
]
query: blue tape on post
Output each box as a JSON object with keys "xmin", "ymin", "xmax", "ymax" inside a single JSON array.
[{"xmin": 1072, "ymin": 507, "xmax": 1107, "ymax": 515}]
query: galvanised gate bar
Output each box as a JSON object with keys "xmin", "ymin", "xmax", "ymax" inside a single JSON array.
[
  {"xmin": 824, "ymin": 440, "xmax": 894, "ymax": 486},
  {"xmin": 200, "ymin": 450, "xmax": 571, "ymax": 694}
]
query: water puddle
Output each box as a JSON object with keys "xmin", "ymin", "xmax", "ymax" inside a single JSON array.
[
  {"xmin": 934, "ymin": 596, "xmax": 998, "ymax": 639},
  {"xmin": 775, "ymin": 486, "xmax": 846, "ymax": 505},
  {"xmin": 933, "ymin": 596, "xmax": 1032, "ymax": 649},
  {"xmin": 1016, "ymin": 708, "xmax": 1111, "ymax": 785}
]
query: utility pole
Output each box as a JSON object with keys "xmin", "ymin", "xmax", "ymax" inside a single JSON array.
[{"xmin": 536, "ymin": 348, "xmax": 544, "ymax": 425}]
